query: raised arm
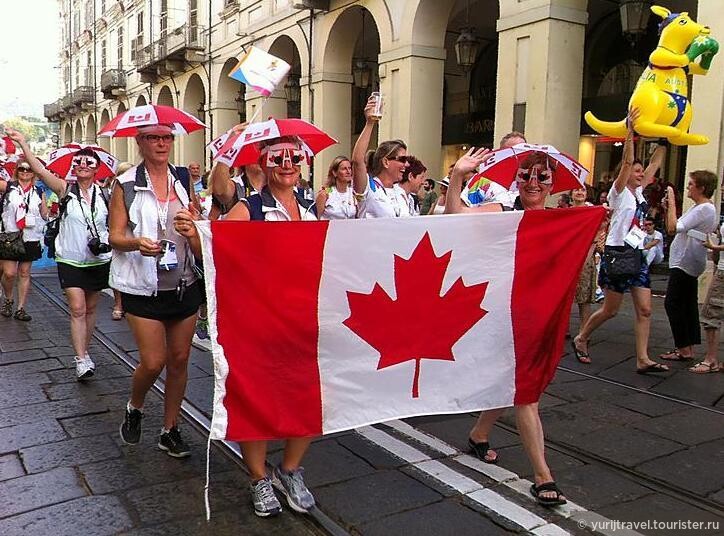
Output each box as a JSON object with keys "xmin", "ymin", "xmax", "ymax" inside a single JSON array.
[
  {"xmin": 4, "ymin": 128, "xmax": 67, "ymax": 196},
  {"xmin": 352, "ymin": 95, "xmax": 379, "ymax": 195},
  {"xmin": 444, "ymin": 147, "xmax": 492, "ymax": 214},
  {"xmin": 642, "ymin": 143, "xmax": 666, "ymax": 189},
  {"xmin": 209, "ymin": 123, "xmax": 247, "ymax": 205},
  {"xmin": 664, "ymin": 185, "xmax": 677, "ymax": 236},
  {"xmin": 612, "ymin": 108, "xmax": 639, "ymax": 194}
]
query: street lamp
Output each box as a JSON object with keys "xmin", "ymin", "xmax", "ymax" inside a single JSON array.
[
  {"xmin": 197, "ymin": 102, "xmax": 205, "ymax": 122},
  {"xmin": 352, "ymin": 60, "xmax": 372, "ymax": 89},
  {"xmin": 455, "ymin": 27, "xmax": 480, "ymax": 72},
  {"xmin": 284, "ymin": 73, "xmax": 301, "ymax": 104},
  {"xmin": 619, "ymin": 1, "xmax": 652, "ymax": 43}
]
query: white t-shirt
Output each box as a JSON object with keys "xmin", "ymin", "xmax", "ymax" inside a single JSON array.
[
  {"xmin": 717, "ymin": 222, "xmax": 724, "ymax": 272},
  {"xmin": 669, "ymin": 202, "xmax": 717, "ymax": 277},
  {"xmin": 355, "ymin": 177, "xmax": 410, "ymax": 219},
  {"xmin": 55, "ymin": 184, "xmax": 111, "ymax": 266},
  {"xmin": 606, "ymin": 186, "xmax": 647, "ymax": 247},
  {"xmin": 1, "ymin": 183, "xmax": 45, "ymax": 242},
  {"xmin": 321, "ymin": 187, "xmax": 356, "ymax": 220},
  {"xmin": 644, "ymin": 229, "xmax": 664, "ymax": 259}
]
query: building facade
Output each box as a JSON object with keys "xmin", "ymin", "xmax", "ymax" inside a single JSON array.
[{"xmin": 45, "ymin": 0, "xmax": 724, "ymax": 203}]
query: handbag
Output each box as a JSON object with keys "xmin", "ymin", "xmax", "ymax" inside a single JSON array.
[
  {"xmin": 0, "ymin": 187, "xmax": 26, "ymax": 261},
  {"xmin": 603, "ymin": 246, "xmax": 641, "ymax": 278}
]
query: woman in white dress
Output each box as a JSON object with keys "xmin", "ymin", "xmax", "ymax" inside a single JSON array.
[{"xmin": 315, "ymin": 156, "xmax": 356, "ymax": 220}]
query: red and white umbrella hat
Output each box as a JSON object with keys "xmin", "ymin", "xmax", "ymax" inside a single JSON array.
[
  {"xmin": 46, "ymin": 143, "xmax": 119, "ymax": 180},
  {"xmin": 0, "ymin": 136, "xmax": 17, "ymax": 157},
  {"xmin": 468, "ymin": 143, "xmax": 589, "ymax": 194},
  {"xmin": 98, "ymin": 104, "xmax": 206, "ymax": 138},
  {"xmin": 210, "ymin": 118, "xmax": 337, "ymax": 167}
]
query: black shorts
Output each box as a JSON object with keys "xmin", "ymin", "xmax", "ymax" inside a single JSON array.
[
  {"xmin": 17, "ymin": 241, "xmax": 42, "ymax": 262},
  {"xmin": 57, "ymin": 261, "xmax": 110, "ymax": 291},
  {"xmin": 121, "ymin": 280, "xmax": 202, "ymax": 321}
]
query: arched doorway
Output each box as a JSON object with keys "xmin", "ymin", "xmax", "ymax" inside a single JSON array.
[
  {"xmin": 157, "ymin": 86, "xmax": 176, "ymax": 162},
  {"xmin": 135, "ymin": 94, "xmax": 148, "ymax": 107},
  {"xmin": 181, "ymin": 74, "xmax": 206, "ymax": 167},
  {"xmin": 85, "ymin": 115, "xmax": 97, "ymax": 144},
  {"xmin": 63, "ymin": 123, "xmax": 72, "ymax": 145},
  {"xmin": 74, "ymin": 119, "xmax": 83, "ymax": 142},
  {"xmin": 216, "ymin": 58, "xmax": 244, "ymax": 137},
  {"xmin": 112, "ymin": 102, "xmax": 129, "ymax": 163},
  {"xmin": 98, "ymin": 109, "xmax": 111, "ymax": 153}
]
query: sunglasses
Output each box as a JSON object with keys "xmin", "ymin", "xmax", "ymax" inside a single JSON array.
[
  {"xmin": 516, "ymin": 168, "xmax": 553, "ymax": 185},
  {"xmin": 264, "ymin": 147, "xmax": 306, "ymax": 168},
  {"xmin": 143, "ymin": 134, "xmax": 175, "ymax": 143},
  {"xmin": 71, "ymin": 156, "xmax": 99, "ymax": 169},
  {"xmin": 17, "ymin": 166, "xmax": 33, "ymax": 173},
  {"xmin": 388, "ymin": 155, "xmax": 409, "ymax": 164}
]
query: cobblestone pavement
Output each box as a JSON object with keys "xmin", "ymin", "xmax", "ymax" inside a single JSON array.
[{"xmin": 1, "ymin": 269, "xmax": 722, "ymax": 536}]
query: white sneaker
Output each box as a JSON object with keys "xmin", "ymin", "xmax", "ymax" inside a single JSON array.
[
  {"xmin": 84, "ymin": 353, "xmax": 96, "ymax": 371},
  {"xmin": 75, "ymin": 356, "xmax": 94, "ymax": 380}
]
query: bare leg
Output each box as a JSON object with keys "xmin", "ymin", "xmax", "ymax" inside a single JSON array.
[
  {"xmin": 161, "ymin": 314, "xmax": 196, "ymax": 429},
  {"xmin": 281, "ymin": 438, "xmax": 314, "ymax": 472},
  {"xmin": 468, "ymin": 408, "xmax": 503, "ymax": 462},
  {"xmin": 631, "ymin": 286, "xmax": 661, "ymax": 369},
  {"xmin": 1, "ymin": 260, "xmax": 17, "ymax": 301},
  {"xmin": 240, "ymin": 441, "xmax": 269, "ymax": 481},
  {"xmin": 15, "ymin": 261, "xmax": 31, "ymax": 309},
  {"xmin": 83, "ymin": 290, "xmax": 101, "ymax": 352},
  {"xmin": 65, "ymin": 288, "xmax": 89, "ymax": 358},
  {"xmin": 515, "ymin": 403, "xmax": 564, "ymax": 502},
  {"xmin": 577, "ymin": 302, "xmax": 591, "ymax": 329},
  {"xmin": 125, "ymin": 314, "xmax": 168, "ymax": 409},
  {"xmin": 574, "ymin": 289, "xmax": 624, "ymax": 353}
]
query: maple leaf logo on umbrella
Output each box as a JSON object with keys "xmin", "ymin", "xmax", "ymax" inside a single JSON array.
[{"xmin": 343, "ymin": 232, "xmax": 489, "ymax": 398}]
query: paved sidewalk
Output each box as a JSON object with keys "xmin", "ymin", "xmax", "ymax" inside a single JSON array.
[{"xmin": 0, "ymin": 281, "xmax": 323, "ymax": 536}]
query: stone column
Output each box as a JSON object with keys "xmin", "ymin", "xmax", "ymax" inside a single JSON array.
[
  {"xmin": 311, "ymin": 72, "xmax": 353, "ymax": 183},
  {"xmin": 495, "ymin": 0, "xmax": 588, "ymax": 155},
  {"xmin": 377, "ymin": 45, "xmax": 446, "ymax": 177}
]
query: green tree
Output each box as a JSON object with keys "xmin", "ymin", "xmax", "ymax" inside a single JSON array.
[{"xmin": 3, "ymin": 117, "xmax": 43, "ymax": 141}]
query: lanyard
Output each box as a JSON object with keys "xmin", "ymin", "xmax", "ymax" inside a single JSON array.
[
  {"xmin": 148, "ymin": 169, "xmax": 173, "ymax": 235},
  {"xmin": 373, "ymin": 178, "xmax": 401, "ymax": 217},
  {"xmin": 78, "ymin": 184, "xmax": 101, "ymax": 238}
]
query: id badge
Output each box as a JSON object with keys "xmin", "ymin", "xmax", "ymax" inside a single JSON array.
[
  {"xmin": 158, "ymin": 241, "xmax": 178, "ymax": 271},
  {"xmin": 624, "ymin": 225, "xmax": 647, "ymax": 249},
  {"xmin": 24, "ymin": 214, "xmax": 36, "ymax": 228}
]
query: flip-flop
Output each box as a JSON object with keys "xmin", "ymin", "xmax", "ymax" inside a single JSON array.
[
  {"xmin": 570, "ymin": 340, "xmax": 591, "ymax": 364},
  {"xmin": 636, "ymin": 362, "xmax": 670, "ymax": 374},
  {"xmin": 468, "ymin": 438, "xmax": 499, "ymax": 464},
  {"xmin": 688, "ymin": 362, "xmax": 721, "ymax": 374},
  {"xmin": 659, "ymin": 349, "xmax": 693, "ymax": 361}
]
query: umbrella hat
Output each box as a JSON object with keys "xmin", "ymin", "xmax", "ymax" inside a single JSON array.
[
  {"xmin": 467, "ymin": 143, "xmax": 589, "ymax": 195},
  {"xmin": 98, "ymin": 104, "xmax": 206, "ymax": 137},
  {"xmin": 46, "ymin": 143, "xmax": 119, "ymax": 181},
  {"xmin": 211, "ymin": 118, "xmax": 337, "ymax": 168}
]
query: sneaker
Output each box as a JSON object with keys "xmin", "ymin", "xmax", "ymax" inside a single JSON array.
[
  {"xmin": 250, "ymin": 477, "xmax": 282, "ymax": 517},
  {"xmin": 1, "ymin": 299, "xmax": 13, "ymax": 318},
  {"xmin": 119, "ymin": 406, "xmax": 144, "ymax": 445},
  {"xmin": 195, "ymin": 317, "xmax": 209, "ymax": 340},
  {"xmin": 272, "ymin": 465, "xmax": 315, "ymax": 513},
  {"xmin": 158, "ymin": 426, "xmax": 191, "ymax": 458},
  {"xmin": 13, "ymin": 308, "xmax": 31, "ymax": 321},
  {"xmin": 74, "ymin": 356, "xmax": 94, "ymax": 380},
  {"xmin": 84, "ymin": 353, "xmax": 96, "ymax": 371}
]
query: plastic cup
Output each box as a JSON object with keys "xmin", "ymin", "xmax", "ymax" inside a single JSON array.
[{"xmin": 370, "ymin": 92, "xmax": 383, "ymax": 119}]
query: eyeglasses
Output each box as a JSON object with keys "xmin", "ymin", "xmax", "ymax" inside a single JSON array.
[
  {"xmin": 71, "ymin": 156, "xmax": 99, "ymax": 169},
  {"xmin": 143, "ymin": 134, "xmax": 175, "ymax": 143},
  {"xmin": 388, "ymin": 155, "xmax": 409, "ymax": 164},
  {"xmin": 516, "ymin": 168, "xmax": 553, "ymax": 185},
  {"xmin": 264, "ymin": 147, "xmax": 306, "ymax": 168},
  {"xmin": 17, "ymin": 166, "xmax": 33, "ymax": 173}
]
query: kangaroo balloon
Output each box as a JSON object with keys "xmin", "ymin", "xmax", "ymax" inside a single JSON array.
[{"xmin": 585, "ymin": 5, "xmax": 719, "ymax": 145}]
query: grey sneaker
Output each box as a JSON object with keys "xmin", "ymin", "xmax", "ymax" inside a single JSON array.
[
  {"xmin": 250, "ymin": 477, "xmax": 282, "ymax": 517},
  {"xmin": 74, "ymin": 356, "xmax": 94, "ymax": 380},
  {"xmin": 272, "ymin": 465, "xmax": 315, "ymax": 513}
]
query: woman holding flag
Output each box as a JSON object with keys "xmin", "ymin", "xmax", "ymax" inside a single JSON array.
[
  {"xmin": 176, "ymin": 134, "xmax": 319, "ymax": 518},
  {"xmin": 0, "ymin": 159, "xmax": 49, "ymax": 321}
]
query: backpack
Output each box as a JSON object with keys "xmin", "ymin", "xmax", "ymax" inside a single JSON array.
[{"xmin": 119, "ymin": 164, "xmax": 191, "ymax": 226}]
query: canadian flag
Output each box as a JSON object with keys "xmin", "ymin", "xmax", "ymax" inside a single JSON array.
[{"xmin": 198, "ymin": 208, "xmax": 605, "ymax": 441}]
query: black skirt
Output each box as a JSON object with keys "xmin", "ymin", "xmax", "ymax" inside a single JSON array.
[
  {"xmin": 57, "ymin": 261, "xmax": 110, "ymax": 291},
  {"xmin": 121, "ymin": 280, "xmax": 202, "ymax": 322},
  {"xmin": 17, "ymin": 241, "xmax": 42, "ymax": 262}
]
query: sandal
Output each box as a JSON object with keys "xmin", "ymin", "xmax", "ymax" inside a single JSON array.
[
  {"xmin": 570, "ymin": 340, "xmax": 591, "ymax": 364},
  {"xmin": 659, "ymin": 349, "xmax": 693, "ymax": 361},
  {"xmin": 468, "ymin": 438, "xmax": 498, "ymax": 464},
  {"xmin": 636, "ymin": 362, "xmax": 670, "ymax": 374},
  {"xmin": 112, "ymin": 308, "xmax": 125, "ymax": 321},
  {"xmin": 688, "ymin": 362, "xmax": 720, "ymax": 374},
  {"xmin": 530, "ymin": 481, "xmax": 567, "ymax": 507},
  {"xmin": 13, "ymin": 308, "xmax": 31, "ymax": 322},
  {"xmin": 1, "ymin": 298, "xmax": 13, "ymax": 318}
]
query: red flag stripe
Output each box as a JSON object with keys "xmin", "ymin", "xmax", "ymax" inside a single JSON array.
[
  {"xmin": 511, "ymin": 206, "xmax": 605, "ymax": 404},
  {"xmin": 212, "ymin": 220, "xmax": 329, "ymax": 440}
]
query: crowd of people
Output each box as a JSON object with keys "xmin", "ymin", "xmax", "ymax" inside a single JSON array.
[{"xmin": 0, "ymin": 97, "xmax": 722, "ymax": 519}]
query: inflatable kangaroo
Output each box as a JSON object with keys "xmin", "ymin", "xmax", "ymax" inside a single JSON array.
[{"xmin": 585, "ymin": 5, "xmax": 718, "ymax": 145}]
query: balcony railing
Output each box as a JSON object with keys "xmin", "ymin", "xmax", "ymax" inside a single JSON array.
[
  {"xmin": 100, "ymin": 69, "xmax": 126, "ymax": 96},
  {"xmin": 60, "ymin": 94, "xmax": 74, "ymax": 112},
  {"xmin": 72, "ymin": 86, "xmax": 95, "ymax": 106},
  {"xmin": 44, "ymin": 101, "xmax": 62, "ymax": 122}
]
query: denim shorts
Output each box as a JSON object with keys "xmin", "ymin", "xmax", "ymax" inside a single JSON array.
[{"xmin": 598, "ymin": 247, "xmax": 650, "ymax": 294}]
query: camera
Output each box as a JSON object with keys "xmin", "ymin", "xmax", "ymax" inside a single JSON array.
[{"xmin": 87, "ymin": 237, "xmax": 112, "ymax": 256}]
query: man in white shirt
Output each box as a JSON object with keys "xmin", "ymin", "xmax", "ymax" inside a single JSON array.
[
  {"xmin": 397, "ymin": 156, "xmax": 427, "ymax": 216},
  {"xmin": 642, "ymin": 217, "xmax": 664, "ymax": 266},
  {"xmin": 188, "ymin": 161, "xmax": 204, "ymax": 195}
]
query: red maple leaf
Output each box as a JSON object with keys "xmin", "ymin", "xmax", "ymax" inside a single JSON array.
[{"xmin": 343, "ymin": 232, "xmax": 488, "ymax": 398}]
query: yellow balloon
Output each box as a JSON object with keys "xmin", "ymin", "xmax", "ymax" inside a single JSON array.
[{"xmin": 585, "ymin": 5, "xmax": 718, "ymax": 146}]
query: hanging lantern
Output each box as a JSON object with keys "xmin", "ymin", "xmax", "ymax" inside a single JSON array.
[
  {"xmin": 619, "ymin": 1, "xmax": 652, "ymax": 37},
  {"xmin": 284, "ymin": 73, "xmax": 302, "ymax": 104},
  {"xmin": 455, "ymin": 27, "xmax": 480, "ymax": 72},
  {"xmin": 352, "ymin": 60, "xmax": 372, "ymax": 89}
]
